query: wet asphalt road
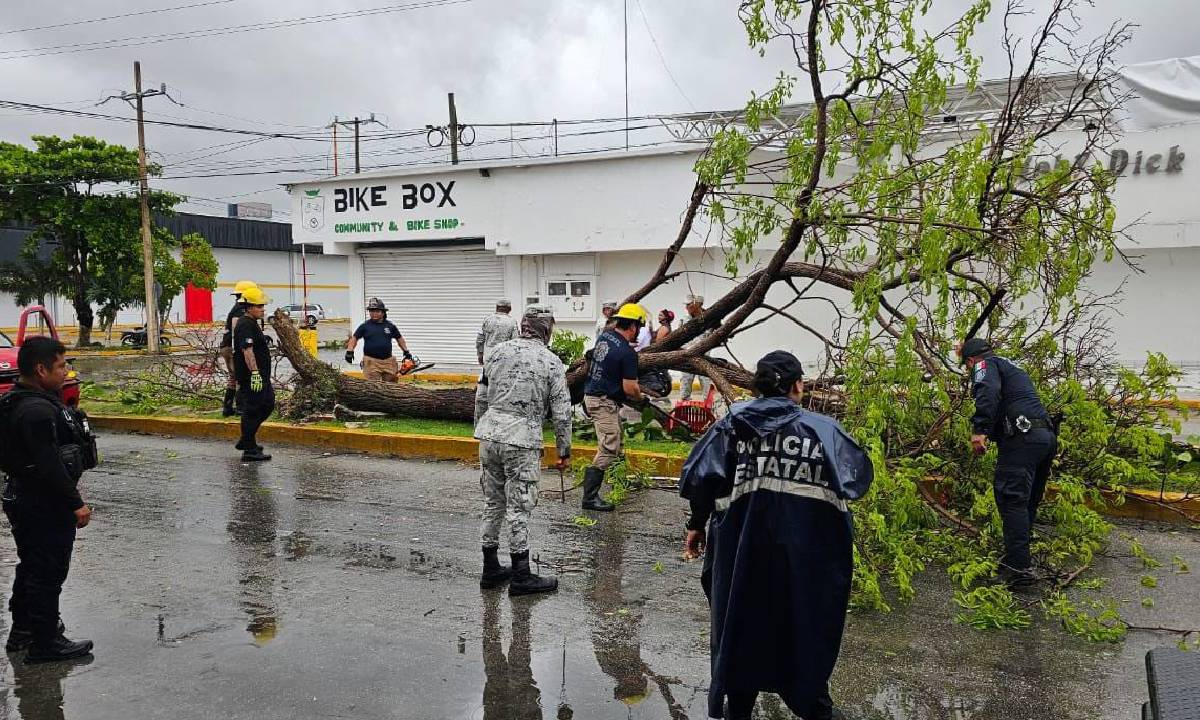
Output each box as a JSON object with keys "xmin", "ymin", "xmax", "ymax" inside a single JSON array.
[{"xmin": 1, "ymin": 433, "xmax": 1198, "ymax": 720}]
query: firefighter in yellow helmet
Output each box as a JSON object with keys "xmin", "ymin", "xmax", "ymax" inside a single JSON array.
[
  {"xmin": 579, "ymin": 303, "xmax": 647, "ymax": 512},
  {"xmin": 232, "ymin": 286, "xmax": 274, "ymax": 461},
  {"xmin": 219, "ymin": 281, "xmax": 259, "ymax": 417}
]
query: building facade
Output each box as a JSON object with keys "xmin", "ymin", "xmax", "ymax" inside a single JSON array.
[{"xmin": 291, "ymin": 66, "xmax": 1200, "ymax": 370}]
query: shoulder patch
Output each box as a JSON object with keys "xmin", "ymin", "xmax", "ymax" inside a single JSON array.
[{"xmin": 973, "ymin": 360, "xmax": 987, "ymax": 383}]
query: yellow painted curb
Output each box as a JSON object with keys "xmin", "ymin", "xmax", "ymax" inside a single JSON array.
[
  {"xmin": 70, "ymin": 346, "xmax": 198, "ymax": 358},
  {"xmin": 86, "ymin": 414, "xmax": 1196, "ymax": 522},
  {"xmin": 88, "ymin": 414, "xmax": 685, "ymax": 476}
]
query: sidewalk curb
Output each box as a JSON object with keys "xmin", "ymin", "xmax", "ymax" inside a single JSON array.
[
  {"xmin": 88, "ymin": 414, "xmax": 686, "ymax": 477},
  {"xmin": 88, "ymin": 414, "xmax": 1199, "ymax": 523}
]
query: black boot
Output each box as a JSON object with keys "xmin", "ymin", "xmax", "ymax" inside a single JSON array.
[
  {"xmin": 221, "ymin": 387, "xmax": 238, "ymax": 417},
  {"xmin": 480, "ymin": 546, "xmax": 511, "ymax": 589},
  {"xmin": 998, "ymin": 565, "xmax": 1038, "ymax": 593},
  {"xmin": 581, "ymin": 466, "xmax": 614, "ymax": 512},
  {"xmin": 509, "ymin": 551, "xmax": 557, "ymax": 596},
  {"xmin": 5, "ymin": 625, "xmax": 32, "ymax": 652},
  {"xmin": 234, "ymin": 439, "xmax": 263, "ymax": 452},
  {"xmin": 26, "ymin": 635, "xmax": 93, "ymax": 664},
  {"xmin": 241, "ymin": 448, "xmax": 272, "ymax": 462},
  {"xmin": 6, "ymin": 619, "xmax": 65, "ymax": 652}
]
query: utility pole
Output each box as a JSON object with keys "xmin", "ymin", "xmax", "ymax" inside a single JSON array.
[
  {"xmin": 623, "ymin": 0, "xmax": 629, "ymax": 150},
  {"xmin": 448, "ymin": 93, "xmax": 459, "ymax": 165},
  {"xmin": 103, "ymin": 62, "xmax": 173, "ymax": 353},
  {"xmin": 327, "ymin": 116, "xmax": 339, "ymax": 175},
  {"xmin": 334, "ymin": 114, "xmax": 384, "ymax": 174}
]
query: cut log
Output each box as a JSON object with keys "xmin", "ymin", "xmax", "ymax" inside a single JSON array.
[{"xmin": 270, "ymin": 310, "xmax": 477, "ymax": 422}]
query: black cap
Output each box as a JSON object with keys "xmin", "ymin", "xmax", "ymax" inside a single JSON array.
[
  {"xmin": 757, "ymin": 350, "xmax": 804, "ymax": 384},
  {"xmin": 959, "ymin": 337, "xmax": 992, "ymax": 362}
]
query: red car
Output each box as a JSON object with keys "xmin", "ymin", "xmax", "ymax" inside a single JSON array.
[{"xmin": 0, "ymin": 306, "xmax": 81, "ymax": 407}]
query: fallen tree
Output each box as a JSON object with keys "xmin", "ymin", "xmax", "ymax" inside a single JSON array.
[
  {"xmin": 273, "ymin": 0, "xmax": 1194, "ymax": 638},
  {"xmin": 269, "ymin": 309, "xmax": 476, "ymax": 422}
]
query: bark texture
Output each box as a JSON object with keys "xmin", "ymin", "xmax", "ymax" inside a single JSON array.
[{"xmin": 271, "ymin": 310, "xmax": 477, "ymax": 422}]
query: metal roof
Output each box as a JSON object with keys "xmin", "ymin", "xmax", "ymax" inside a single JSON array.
[{"xmin": 0, "ymin": 213, "xmax": 317, "ymax": 258}]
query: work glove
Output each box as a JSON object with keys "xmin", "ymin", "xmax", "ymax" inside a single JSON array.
[
  {"xmin": 345, "ymin": 350, "xmax": 355, "ymax": 364},
  {"xmin": 250, "ymin": 370, "xmax": 263, "ymax": 393},
  {"xmin": 403, "ymin": 350, "xmax": 414, "ymax": 361}
]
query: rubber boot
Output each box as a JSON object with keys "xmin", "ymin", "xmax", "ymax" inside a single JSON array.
[
  {"xmin": 581, "ymin": 466, "xmax": 614, "ymax": 512},
  {"xmin": 479, "ymin": 546, "xmax": 511, "ymax": 589},
  {"xmin": 221, "ymin": 387, "xmax": 238, "ymax": 417},
  {"xmin": 508, "ymin": 551, "xmax": 557, "ymax": 596},
  {"xmin": 26, "ymin": 635, "xmax": 93, "ymax": 664}
]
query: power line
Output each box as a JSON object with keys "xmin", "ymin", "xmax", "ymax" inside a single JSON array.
[
  {"xmin": 0, "ymin": 99, "xmax": 335, "ymax": 140},
  {"xmin": 633, "ymin": 0, "xmax": 696, "ymax": 111},
  {"xmin": 0, "ymin": 0, "xmax": 474, "ymax": 61},
  {"xmin": 0, "ymin": 0, "xmax": 237, "ymax": 36}
]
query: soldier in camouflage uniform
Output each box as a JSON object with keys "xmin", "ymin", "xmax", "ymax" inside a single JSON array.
[
  {"xmin": 474, "ymin": 305, "xmax": 572, "ymax": 596},
  {"xmin": 476, "ymin": 299, "xmax": 519, "ymax": 365}
]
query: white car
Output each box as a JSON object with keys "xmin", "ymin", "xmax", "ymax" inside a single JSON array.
[{"xmin": 281, "ymin": 303, "xmax": 326, "ymax": 327}]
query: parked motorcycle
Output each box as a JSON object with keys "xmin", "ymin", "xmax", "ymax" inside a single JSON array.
[{"xmin": 120, "ymin": 326, "xmax": 172, "ymax": 348}]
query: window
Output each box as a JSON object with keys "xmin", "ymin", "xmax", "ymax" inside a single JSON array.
[
  {"xmin": 570, "ymin": 281, "xmax": 591, "ymax": 297},
  {"xmin": 547, "ymin": 281, "xmax": 567, "ymax": 297}
]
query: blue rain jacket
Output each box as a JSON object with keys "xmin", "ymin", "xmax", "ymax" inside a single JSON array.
[{"xmin": 679, "ymin": 396, "xmax": 873, "ymax": 718}]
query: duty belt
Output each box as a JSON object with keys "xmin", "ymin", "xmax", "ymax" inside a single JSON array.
[{"xmin": 1013, "ymin": 415, "xmax": 1052, "ymax": 433}]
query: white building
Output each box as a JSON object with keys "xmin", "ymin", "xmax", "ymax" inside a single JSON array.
[{"xmin": 290, "ymin": 58, "xmax": 1200, "ymax": 369}]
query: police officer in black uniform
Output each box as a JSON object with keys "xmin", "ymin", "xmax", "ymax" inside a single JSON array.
[
  {"xmin": 233, "ymin": 286, "xmax": 275, "ymax": 462},
  {"xmin": 960, "ymin": 337, "xmax": 1057, "ymax": 590},
  {"xmin": 1, "ymin": 336, "xmax": 96, "ymax": 663}
]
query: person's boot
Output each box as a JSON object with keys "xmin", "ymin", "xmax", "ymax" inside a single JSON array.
[
  {"xmin": 998, "ymin": 565, "xmax": 1038, "ymax": 593},
  {"xmin": 509, "ymin": 551, "xmax": 557, "ymax": 596},
  {"xmin": 581, "ymin": 466, "xmax": 614, "ymax": 512},
  {"xmin": 221, "ymin": 387, "xmax": 238, "ymax": 417},
  {"xmin": 479, "ymin": 546, "xmax": 511, "ymax": 589},
  {"xmin": 234, "ymin": 439, "xmax": 263, "ymax": 452},
  {"xmin": 241, "ymin": 448, "xmax": 272, "ymax": 462},
  {"xmin": 6, "ymin": 619, "xmax": 64, "ymax": 652},
  {"xmin": 25, "ymin": 635, "xmax": 93, "ymax": 664}
]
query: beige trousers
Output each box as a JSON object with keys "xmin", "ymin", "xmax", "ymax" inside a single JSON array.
[
  {"xmin": 363, "ymin": 356, "xmax": 399, "ymax": 383},
  {"xmin": 584, "ymin": 396, "xmax": 623, "ymax": 470}
]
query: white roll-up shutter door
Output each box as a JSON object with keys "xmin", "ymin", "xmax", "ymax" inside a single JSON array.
[{"xmin": 361, "ymin": 248, "xmax": 505, "ymax": 365}]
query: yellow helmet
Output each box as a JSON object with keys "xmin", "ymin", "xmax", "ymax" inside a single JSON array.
[
  {"xmin": 240, "ymin": 286, "xmax": 271, "ymax": 306},
  {"xmin": 613, "ymin": 303, "xmax": 648, "ymax": 325},
  {"xmin": 232, "ymin": 280, "xmax": 258, "ymax": 297}
]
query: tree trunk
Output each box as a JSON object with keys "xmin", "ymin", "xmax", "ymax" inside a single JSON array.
[
  {"xmin": 270, "ymin": 310, "xmax": 477, "ymax": 422},
  {"xmin": 73, "ymin": 288, "xmax": 93, "ymax": 347}
]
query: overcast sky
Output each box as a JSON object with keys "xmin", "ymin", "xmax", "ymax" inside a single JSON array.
[{"xmin": 1, "ymin": 0, "xmax": 1197, "ymax": 219}]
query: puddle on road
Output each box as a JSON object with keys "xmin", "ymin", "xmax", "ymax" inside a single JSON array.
[{"xmin": 227, "ymin": 464, "xmax": 282, "ymax": 646}]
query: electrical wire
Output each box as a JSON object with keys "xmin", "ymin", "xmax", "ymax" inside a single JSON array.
[
  {"xmin": 0, "ymin": 0, "xmax": 475, "ymax": 61},
  {"xmin": 0, "ymin": 99, "xmax": 335, "ymax": 140},
  {"xmin": 633, "ymin": 0, "xmax": 696, "ymax": 111},
  {"xmin": 0, "ymin": 0, "xmax": 237, "ymax": 36}
]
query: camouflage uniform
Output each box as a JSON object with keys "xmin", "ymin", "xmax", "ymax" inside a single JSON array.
[
  {"xmin": 476, "ymin": 312, "xmax": 519, "ymax": 363},
  {"xmin": 474, "ymin": 337, "xmax": 572, "ymax": 554}
]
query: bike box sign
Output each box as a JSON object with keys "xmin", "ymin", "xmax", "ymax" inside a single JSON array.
[{"xmin": 292, "ymin": 175, "xmax": 482, "ymax": 243}]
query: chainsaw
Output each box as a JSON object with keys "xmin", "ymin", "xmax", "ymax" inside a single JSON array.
[{"xmin": 399, "ymin": 354, "xmax": 435, "ymax": 376}]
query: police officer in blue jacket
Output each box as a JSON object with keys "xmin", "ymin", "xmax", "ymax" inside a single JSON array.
[
  {"xmin": 960, "ymin": 337, "xmax": 1057, "ymax": 590},
  {"xmin": 680, "ymin": 350, "xmax": 872, "ymax": 720}
]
